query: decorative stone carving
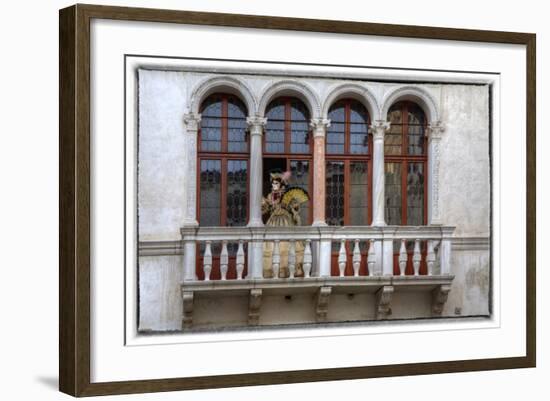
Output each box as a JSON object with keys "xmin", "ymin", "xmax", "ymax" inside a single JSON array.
[
  {"xmin": 369, "ymin": 120, "xmax": 391, "ymax": 141},
  {"xmin": 248, "ymin": 288, "xmax": 262, "ymax": 325},
  {"xmin": 316, "ymin": 286, "xmax": 332, "ymax": 322},
  {"xmin": 375, "ymin": 285, "xmax": 394, "ymax": 319},
  {"xmin": 182, "ymin": 290, "xmax": 194, "ymax": 329},
  {"xmin": 246, "ymin": 116, "xmax": 267, "ymax": 135},
  {"xmin": 309, "ymin": 118, "xmax": 331, "ymax": 138},
  {"xmin": 427, "ymin": 121, "xmax": 445, "ymax": 225},
  {"xmin": 432, "ymin": 284, "xmax": 452, "ymax": 316}
]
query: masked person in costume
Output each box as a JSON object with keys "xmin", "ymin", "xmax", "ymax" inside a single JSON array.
[{"xmin": 262, "ymin": 171, "xmax": 309, "ymax": 278}]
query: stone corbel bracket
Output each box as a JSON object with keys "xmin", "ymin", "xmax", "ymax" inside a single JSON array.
[
  {"xmin": 376, "ymin": 285, "xmax": 394, "ymax": 319},
  {"xmin": 316, "ymin": 286, "xmax": 332, "ymax": 322},
  {"xmin": 432, "ymin": 284, "xmax": 452, "ymax": 316},
  {"xmin": 181, "ymin": 290, "xmax": 194, "ymax": 330},
  {"xmin": 248, "ymin": 288, "xmax": 263, "ymax": 326}
]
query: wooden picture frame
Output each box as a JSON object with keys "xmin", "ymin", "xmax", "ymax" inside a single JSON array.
[{"xmin": 59, "ymin": 3, "xmax": 536, "ymax": 397}]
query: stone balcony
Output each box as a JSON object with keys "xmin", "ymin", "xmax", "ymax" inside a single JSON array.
[{"xmin": 180, "ymin": 225, "xmax": 455, "ymax": 330}]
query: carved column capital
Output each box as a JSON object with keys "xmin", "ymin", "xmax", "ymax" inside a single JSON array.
[
  {"xmin": 427, "ymin": 121, "xmax": 445, "ymax": 141},
  {"xmin": 369, "ymin": 120, "xmax": 391, "ymax": 141},
  {"xmin": 183, "ymin": 112, "xmax": 202, "ymax": 132},
  {"xmin": 310, "ymin": 118, "xmax": 331, "ymax": 138},
  {"xmin": 246, "ymin": 116, "xmax": 267, "ymax": 136}
]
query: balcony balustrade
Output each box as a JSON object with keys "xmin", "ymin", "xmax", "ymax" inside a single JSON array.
[{"xmin": 180, "ymin": 225, "xmax": 455, "ymax": 329}]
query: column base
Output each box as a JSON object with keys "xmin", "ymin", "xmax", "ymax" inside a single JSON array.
[
  {"xmin": 312, "ymin": 220, "xmax": 328, "ymax": 227},
  {"xmin": 182, "ymin": 219, "xmax": 199, "ymax": 227},
  {"xmin": 247, "ymin": 219, "xmax": 265, "ymax": 228}
]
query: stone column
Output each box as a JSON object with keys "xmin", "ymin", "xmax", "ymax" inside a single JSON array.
[
  {"xmin": 310, "ymin": 118, "xmax": 331, "ymax": 227},
  {"xmin": 182, "ymin": 112, "xmax": 201, "ymax": 227},
  {"xmin": 370, "ymin": 120, "xmax": 391, "ymax": 226},
  {"xmin": 246, "ymin": 116, "xmax": 267, "ymax": 228},
  {"xmin": 427, "ymin": 121, "xmax": 444, "ymax": 225}
]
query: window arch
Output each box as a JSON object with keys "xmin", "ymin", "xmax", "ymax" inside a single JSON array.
[
  {"xmin": 263, "ymin": 97, "xmax": 313, "ymax": 224},
  {"xmin": 198, "ymin": 94, "xmax": 249, "ymax": 227},
  {"xmin": 325, "ymin": 99, "xmax": 371, "ymax": 227},
  {"xmin": 385, "ymin": 101, "xmax": 428, "ymax": 275}
]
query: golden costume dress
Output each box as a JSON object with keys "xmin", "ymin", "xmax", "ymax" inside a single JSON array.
[{"xmin": 262, "ymin": 187, "xmax": 307, "ymax": 278}]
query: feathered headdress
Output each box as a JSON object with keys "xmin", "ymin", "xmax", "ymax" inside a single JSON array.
[{"xmin": 270, "ymin": 170, "xmax": 292, "ymax": 185}]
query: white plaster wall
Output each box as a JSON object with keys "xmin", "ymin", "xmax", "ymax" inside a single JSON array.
[
  {"xmin": 138, "ymin": 70, "xmax": 190, "ymax": 241},
  {"xmin": 438, "ymin": 84, "xmax": 491, "ymax": 236},
  {"xmin": 138, "ymin": 255, "xmax": 183, "ymax": 331}
]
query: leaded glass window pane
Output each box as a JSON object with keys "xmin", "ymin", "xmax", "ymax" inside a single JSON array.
[
  {"xmin": 349, "ymin": 101, "xmax": 369, "ymax": 154},
  {"xmin": 326, "ymin": 161, "xmax": 345, "ymax": 226},
  {"xmin": 407, "ymin": 162, "xmax": 424, "ymax": 225},
  {"xmin": 327, "ymin": 103, "xmax": 345, "ymax": 154},
  {"xmin": 227, "ymin": 97, "xmax": 248, "ymax": 153},
  {"xmin": 226, "ymin": 160, "xmax": 248, "ymax": 226},
  {"xmin": 199, "ymin": 159, "xmax": 221, "ymax": 226},
  {"xmin": 266, "ymin": 99, "xmax": 285, "ymax": 153},
  {"xmin": 289, "ymin": 160, "xmax": 310, "ymax": 225},
  {"xmin": 349, "ymin": 162, "xmax": 368, "ymax": 225},
  {"xmin": 385, "ymin": 162, "xmax": 402, "ymax": 225}
]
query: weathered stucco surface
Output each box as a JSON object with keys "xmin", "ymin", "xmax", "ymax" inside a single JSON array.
[{"xmin": 136, "ymin": 70, "xmax": 491, "ymax": 330}]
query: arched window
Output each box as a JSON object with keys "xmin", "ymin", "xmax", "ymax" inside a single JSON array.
[
  {"xmin": 263, "ymin": 97, "xmax": 312, "ymax": 224},
  {"xmin": 384, "ymin": 101, "xmax": 427, "ymax": 226},
  {"xmin": 198, "ymin": 94, "xmax": 249, "ymax": 227},
  {"xmin": 325, "ymin": 99, "xmax": 371, "ymax": 276},
  {"xmin": 385, "ymin": 101, "xmax": 428, "ymax": 274},
  {"xmin": 325, "ymin": 99, "xmax": 371, "ymax": 227}
]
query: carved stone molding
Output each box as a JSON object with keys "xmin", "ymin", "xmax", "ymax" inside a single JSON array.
[
  {"xmin": 375, "ymin": 285, "xmax": 394, "ymax": 319},
  {"xmin": 182, "ymin": 290, "xmax": 194, "ymax": 329},
  {"xmin": 321, "ymin": 83, "xmax": 380, "ymax": 121},
  {"xmin": 248, "ymin": 288, "xmax": 263, "ymax": 325},
  {"xmin": 369, "ymin": 120, "xmax": 391, "ymax": 141},
  {"xmin": 183, "ymin": 112, "xmax": 202, "ymax": 132},
  {"xmin": 316, "ymin": 286, "xmax": 332, "ymax": 322},
  {"xmin": 380, "ymin": 85, "xmax": 440, "ymax": 122},
  {"xmin": 427, "ymin": 121, "xmax": 445, "ymax": 225},
  {"xmin": 310, "ymin": 118, "xmax": 331, "ymax": 138},
  {"xmin": 246, "ymin": 116, "xmax": 267, "ymax": 136},
  {"xmin": 189, "ymin": 76, "xmax": 257, "ymax": 115},
  {"xmin": 258, "ymin": 79, "xmax": 322, "ymax": 118},
  {"xmin": 432, "ymin": 284, "xmax": 452, "ymax": 316}
]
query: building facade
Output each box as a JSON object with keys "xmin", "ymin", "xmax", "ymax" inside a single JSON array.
[{"xmin": 136, "ymin": 67, "xmax": 491, "ymax": 332}]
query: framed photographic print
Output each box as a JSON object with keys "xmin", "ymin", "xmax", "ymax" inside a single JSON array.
[{"xmin": 59, "ymin": 3, "xmax": 536, "ymax": 397}]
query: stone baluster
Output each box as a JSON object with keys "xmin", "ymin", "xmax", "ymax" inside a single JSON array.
[
  {"xmin": 398, "ymin": 239, "xmax": 407, "ymax": 276},
  {"xmin": 303, "ymin": 240, "xmax": 312, "ymax": 278},
  {"xmin": 426, "ymin": 240, "xmax": 436, "ymax": 276},
  {"xmin": 220, "ymin": 241, "xmax": 229, "ymax": 280},
  {"xmin": 352, "ymin": 239, "xmax": 361, "ymax": 277},
  {"xmin": 246, "ymin": 116, "xmax": 267, "ymax": 228},
  {"xmin": 272, "ymin": 240, "xmax": 281, "ymax": 279},
  {"xmin": 288, "ymin": 240, "xmax": 296, "ymax": 279},
  {"xmin": 203, "ymin": 241, "xmax": 213, "ymax": 281},
  {"xmin": 367, "ymin": 239, "xmax": 376, "ymax": 276},
  {"xmin": 338, "ymin": 239, "xmax": 347, "ymax": 277},
  {"xmin": 370, "ymin": 120, "xmax": 391, "ymax": 226},
  {"xmin": 236, "ymin": 240, "xmax": 245, "ymax": 280},
  {"xmin": 413, "ymin": 239, "xmax": 421, "ymax": 276}
]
